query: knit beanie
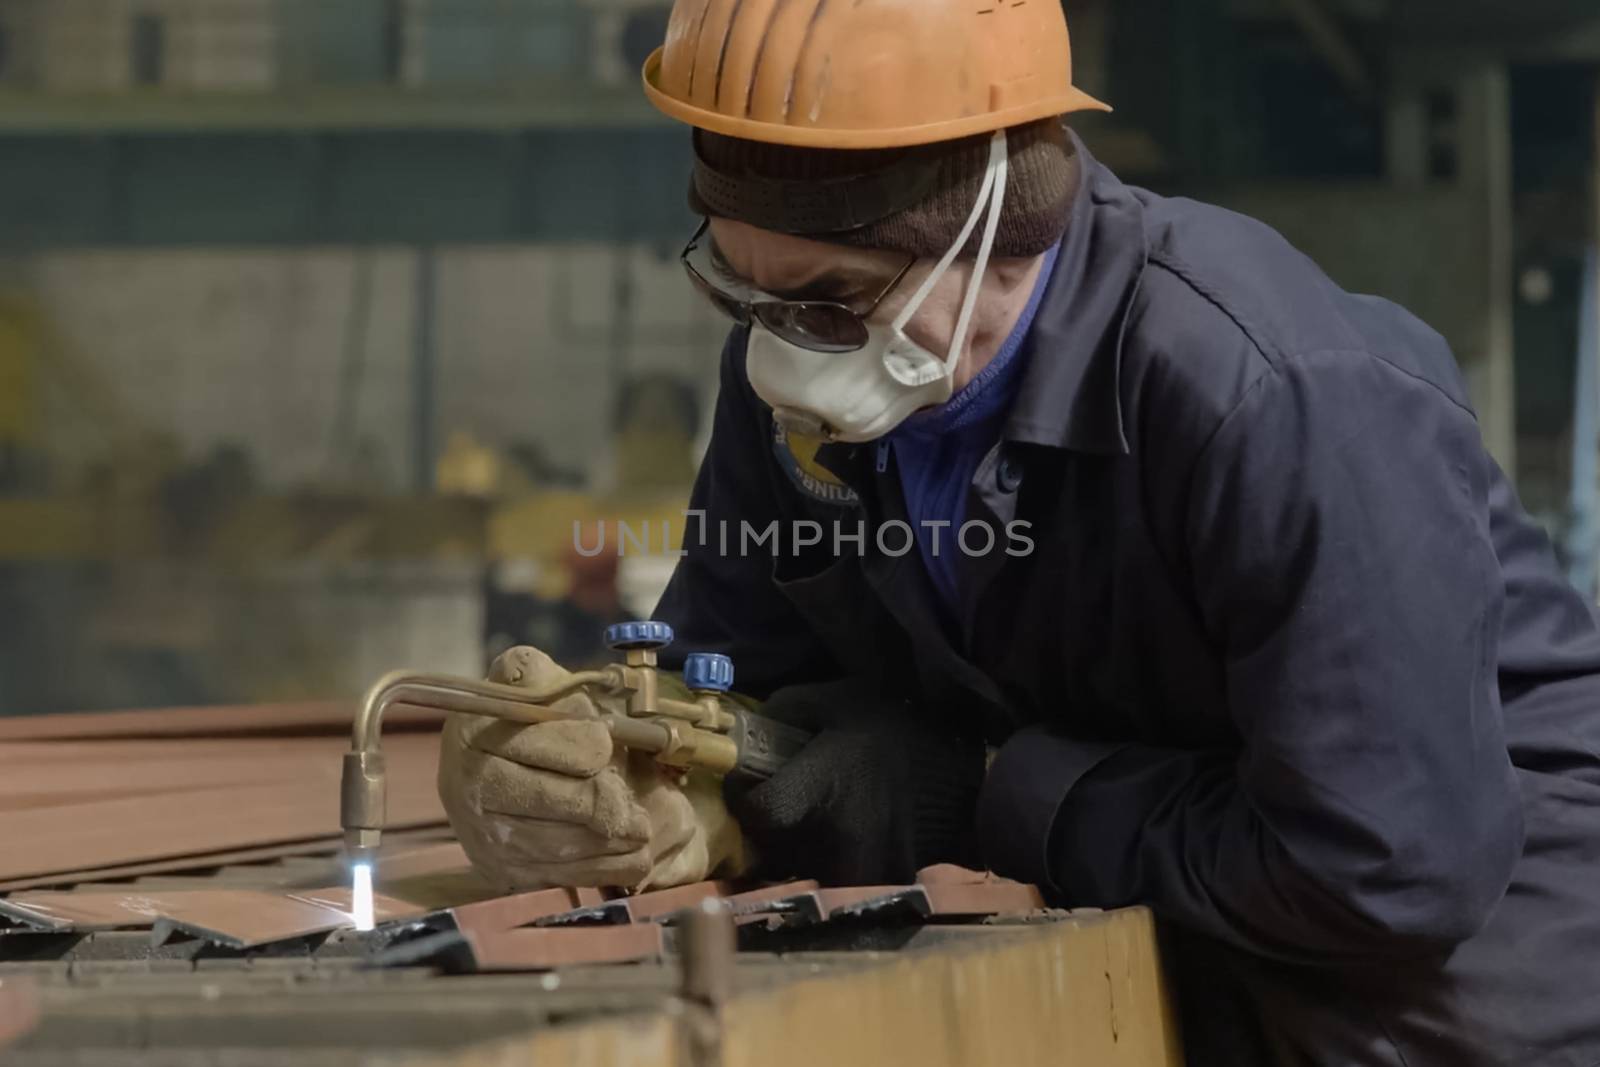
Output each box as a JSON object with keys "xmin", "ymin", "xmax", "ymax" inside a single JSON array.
[{"xmin": 689, "ymin": 117, "xmax": 1078, "ymax": 259}]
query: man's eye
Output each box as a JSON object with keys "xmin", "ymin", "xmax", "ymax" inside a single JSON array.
[{"xmin": 710, "ymin": 259, "xmax": 747, "ymax": 287}]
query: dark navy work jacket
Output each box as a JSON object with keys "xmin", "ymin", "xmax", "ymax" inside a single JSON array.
[{"xmin": 655, "ymin": 137, "xmax": 1600, "ymax": 1066}]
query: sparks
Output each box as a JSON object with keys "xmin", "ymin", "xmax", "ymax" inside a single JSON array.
[{"xmin": 351, "ymin": 861, "xmax": 375, "ymax": 932}]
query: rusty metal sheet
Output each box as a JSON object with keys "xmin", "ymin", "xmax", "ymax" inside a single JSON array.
[
  {"xmin": 463, "ymin": 924, "xmax": 666, "ymax": 971},
  {"xmin": 150, "ymin": 890, "xmax": 355, "ymax": 949},
  {"xmin": 0, "ymin": 838, "xmax": 346, "ymax": 894},
  {"xmin": 284, "ymin": 842, "xmax": 494, "ymax": 923},
  {"xmin": 37, "ymin": 842, "xmax": 499, "ymax": 945},
  {"xmin": 823, "ymin": 888, "xmax": 931, "ymax": 922},
  {"xmin": 817, "ymin": 886, "xmax": 911, "ymax": 914},
  {"xmin": 0, "ymin": 891, "xmax": 174, "ymax": 932},
  {"xmin": 733, "ymin": 899, "xmax": 824, "ymax": 927},
  {"xmin": 0, "ymin": 826, "xmax": 458, "ymax": 893},
  {"xmin": 0, "ymin": 884, "xmax": 387, "ymax": 947},
  {"xmin": 723, "ymin": 881, "xmax": 821, "ymax": 915},
  {"xmin": 447, "ymin": 887, "xmax": 608, "ymax": 938},
  {"xmin": 537, "ymin": 880, "xmax": 732, "ymax": 927},
  {"xmin": 823, "ymin": 880, "xmax": 1046, "ymax": 922},
  {"xmin": 0, "ymin": 738, "xmax": 378, "ymax": 815},
  {"xmin": 914, "ymin": 864, "xmax": 994, "ymax": 886},
  {"xmin": 915, "ymin": 867, "xmax": 1047, "ymax": 915},
  {"xmin": 727, "ymin": 883, "xmax": 827, "ymax": 927},
  {"xmin": 625, "ymin": 880, "xmax": 733, "ymax": 922},
  {"xmin": 0, "ymin": 733, "xmax": 444, "ymax": 882},
  {"xmin": 288, "ymin": 888, "xmax": 424, "ymax": 926},
  {"xmin": 922, "ymin": 881, "xmax": 1045, "ymax": 916},
  {"xmin": 367, "ymin": 853, "xmax": 501, "ymax": 914},
  {"xmin": 535, "ymin": 897, "xmax": 632, "ymax": 926},
  {"xmin": 364, "ymin": 842, "xmax": 470, "ymax": 881}
]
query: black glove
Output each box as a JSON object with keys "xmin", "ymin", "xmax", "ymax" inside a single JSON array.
[{"xmin": 725, "ymin": 679, "xmax": 987, "ymax": 886}]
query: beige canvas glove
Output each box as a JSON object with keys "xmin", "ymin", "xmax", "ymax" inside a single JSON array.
[{"xmin": 437, "ymin": 645, "xmax": 747, "ymax": 892}]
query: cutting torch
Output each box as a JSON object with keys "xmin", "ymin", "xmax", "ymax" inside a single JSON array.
[{"xmin": 340, "ymin": 621, "xmax": 810, "ymax": 867}]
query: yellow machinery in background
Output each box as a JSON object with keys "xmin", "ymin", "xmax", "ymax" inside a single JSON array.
[
  {"xmin": 0, "ymin": 294, "xmax": 37, "ymax": 470},
  {"xmin": 0, "ymin": 289, "xmax": 698, "ymax": 710}
]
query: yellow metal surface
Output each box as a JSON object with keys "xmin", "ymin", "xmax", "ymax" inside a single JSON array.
[
  {"xmin": 723, "ymin": 908, "xmax": 1181, "ymax": 1067},
  {"xmin": 398, "ymin": 1011, "xmax": 681, "ymax": 1067},
  {"xmin": 413, "ymin": 908, "xmax": 1181, "ymax": 1067}
]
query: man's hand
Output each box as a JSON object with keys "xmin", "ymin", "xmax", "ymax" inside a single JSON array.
[
  {"xmin": 725, "ymin": 680, "xmax": 987, "ymax": 885},
  {"xmin": 437, "ymin": 646, "xmax": 746, "ymax": 892}
]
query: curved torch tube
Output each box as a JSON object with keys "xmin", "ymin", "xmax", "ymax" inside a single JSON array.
[
  {"xmin": 351, "ymin": 669, "xmax": 620, "ymax": 753},
  {"xmin": 339, "ymin": 670, "xmax": 738, "ymax": 861}
]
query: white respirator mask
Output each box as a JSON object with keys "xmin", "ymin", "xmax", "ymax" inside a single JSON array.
[{"xmin": 745, "ymin": 131, "xmax": 1011, "ymax": 443}]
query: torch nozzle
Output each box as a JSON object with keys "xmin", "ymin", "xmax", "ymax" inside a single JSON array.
[
  {"xmin": 343, "ymin": 836, "xmax": 379, "ymax": 868},
  {"xmin": 340, "ymin": 750, "xmax": 387, "ymax": 862},
  {"xmin": 340, "ymin": 751, "xmax": 384, "ymax": 934}
]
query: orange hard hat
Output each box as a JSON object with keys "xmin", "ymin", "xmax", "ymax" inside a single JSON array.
[{"xmin": 642, "ymin": 0, "xmax": 1110, "ymax": 150}]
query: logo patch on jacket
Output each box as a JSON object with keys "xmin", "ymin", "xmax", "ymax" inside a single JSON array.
[{"xmin": 772, "ymin": 423, "xmax": 860, "ymax": 507}]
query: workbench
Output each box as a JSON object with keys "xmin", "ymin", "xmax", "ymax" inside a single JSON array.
[
  {"xmin": 0, "ymin": 849, "xmax": 1182, "ymax": 1066},
  {"xmin": 0, "ymin": 701, "xmax": 1183, "ymax": 1065}
]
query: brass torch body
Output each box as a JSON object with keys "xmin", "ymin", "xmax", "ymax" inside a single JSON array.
[{"xmin": 339, "ymin": 668, "xmax": 741, "ymax": 860}]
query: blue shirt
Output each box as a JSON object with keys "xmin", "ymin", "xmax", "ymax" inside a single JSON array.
[{"xmin": 884, "ymin": 242, "xmax": 1060, "ymax": 614}]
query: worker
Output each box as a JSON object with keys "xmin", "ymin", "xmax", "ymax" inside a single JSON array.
[{"xmin": 437, "ymin": 3, "xmax": 1600, "ymax": 1064}]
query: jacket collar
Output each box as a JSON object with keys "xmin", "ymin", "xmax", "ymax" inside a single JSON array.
[{"xmin": 1003, "ymin": 131, "xmax": 1147, "ymax": 456}]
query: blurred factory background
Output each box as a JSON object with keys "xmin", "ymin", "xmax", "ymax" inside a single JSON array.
[{"xmin": 0, "ymin": 0, "xmax": 1595, "ymax": 715}]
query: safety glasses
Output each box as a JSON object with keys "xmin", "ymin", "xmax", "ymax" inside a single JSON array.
[{"xmin": 680, "ymin": 219, "xmax": 914, "ymax": 354}]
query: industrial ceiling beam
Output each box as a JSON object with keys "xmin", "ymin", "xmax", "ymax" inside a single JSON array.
[{"xmin": 1278, "ymin": 0, "xmax": 1377, "ymax": 105}]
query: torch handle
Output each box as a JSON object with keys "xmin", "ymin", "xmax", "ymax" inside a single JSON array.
[{"xmin": 725, "ymin": 708, "xmax": 813, "ymax": 783}]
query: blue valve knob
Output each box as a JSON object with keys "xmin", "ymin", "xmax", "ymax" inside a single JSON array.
[
  {"xmin": 604, "ymin": 620, "xmax": 674, "ymax": 651},
  {"xmin": 683, "ymin": 652, "xmax": 734, "ymax": 694}
]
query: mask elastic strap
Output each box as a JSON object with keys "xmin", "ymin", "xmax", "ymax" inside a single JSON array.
[
  {"xmin": 889, "ymin": 131, "xmax": 1009, "ymax": 340},
  {"xmin": 943, "ymin": 135, "xmax": 1008, "ymax": 375}
]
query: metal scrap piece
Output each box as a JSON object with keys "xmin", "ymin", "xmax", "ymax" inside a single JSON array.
[
  {"xmin": 0, "ymin": 734, "xmax": 445, "ymax": 884},
  {"xmin": 0, "ymin": 826, "xmax": 457, "ymax": 894},
  {"xmin": 914, "ymin": 863, "xmax": 992, "ymax": 885},
  {"xmin": 0, "ymin": 893, "xmax": 173, "ymax": 933},
  {"xmin": 921, "ymin": 880, "xmax": 1044, "ymax": 916},
  {"xmin": 445, "ymin": 887, "xmax": 607, "ymax": 938},
  {"xmin": 821, "ymin": 887, "xmax": 931, "ymax": 922},
  {"xmin": 288, "ymin": 888, "xmax": 423, "ymax": 927},
  {"xmin": 819, "ymin": 877, "xmax": 1047, "ymax": 923},
  {"xmin": 533, "ymin": 898, "xmax": 632, "ymax": 927},
  {"xmin": 0, "ymin": 886, "xmax": 421, "ymax": 949},
  {"xmin": 463, "ymin": 924, "xmax": 666, "ymax": 971},
  {"xmin": 147, "ymin": 891, "xmax": 355, "ymax": 950},
  {"xmin": 718, "ymin": 881, "xmax": 820, "ymax": 916},
  {"xmin": 375, "ymin": 908, "xmax": 671, "ymax": 971},
  {"xmin": 537, "ymin": 881, "xmax": 731, "ymax": 927},
  {"xmin": 622, "ymin": 881, "xmax": 733, "ymax": 923},
  {"xmin": 366, "ymin": 929, "xmax": 471, "ymax": 969},
  {"xmin": 813, "ymin": 886, "xmax": 905, "ymax": 912},
  {"xmin": 723, "ymin": 883, "xmax": 827, "ymax": 928},
  {"xmin": 357, "ymin": 843, "xmax": 471, "ymax": 881}
]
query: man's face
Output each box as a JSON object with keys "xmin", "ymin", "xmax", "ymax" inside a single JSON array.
[{"xmin": 706, "ymin": 217, "xmax": 990, "ymax": 362}]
